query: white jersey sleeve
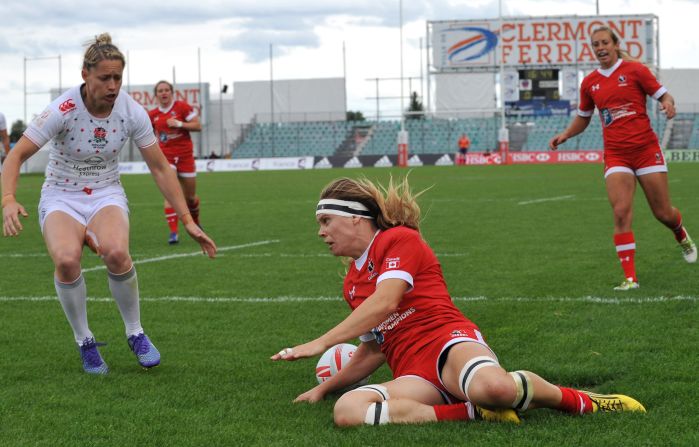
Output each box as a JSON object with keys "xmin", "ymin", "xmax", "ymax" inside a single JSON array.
[
  {"xmin": 125, "ymin": 95, "xmax": 157, "ymax": 149},
  {"xmin": 0, "ymin": 112, "xmax": 7, "ymax": 131},
  {"xmin": 24, "ymin": 106, "xmax": 65, "ymax": 147}
]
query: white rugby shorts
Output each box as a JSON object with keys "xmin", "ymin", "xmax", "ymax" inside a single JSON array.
[{"xmin": 38, "ymin": 184, "xmax": 129, "ymax": 232}]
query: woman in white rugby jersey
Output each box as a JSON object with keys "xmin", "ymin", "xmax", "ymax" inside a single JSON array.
[{"xmin": 1, "ymin": 33, "xmax": 217, "ymax": 375}]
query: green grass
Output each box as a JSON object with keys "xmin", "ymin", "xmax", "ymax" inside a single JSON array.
[{"xmin": 1, "ymin": 164, "xmax": 698, "ymax": 446}]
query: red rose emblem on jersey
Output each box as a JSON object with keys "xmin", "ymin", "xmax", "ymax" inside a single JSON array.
[
  {"xmin": 59, "ymin": 99, "xmax": 76, "ymax": 114},
  {"xmin": 93, "ymin": 127, "xmax": 107, "ymax": 142},
  {"xmin": 385, "ymin": 257, "xmax": 400, "ymax": 269}
]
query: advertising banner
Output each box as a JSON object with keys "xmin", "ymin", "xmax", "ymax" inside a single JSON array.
[{"xmin": 431, "ymin": 15, "xmax": 656, "ymax": 70}]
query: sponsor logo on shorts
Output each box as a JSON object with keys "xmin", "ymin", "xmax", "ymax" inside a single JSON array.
[{"xmin": 450, "ymin": 329, "xmax": 470, "ymax": 338}]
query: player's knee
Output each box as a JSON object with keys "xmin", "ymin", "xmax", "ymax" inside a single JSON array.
[
  {"xmin": 612, "ymin": 204, "xmax": 632, "ymax": 223},
  {"xmin": 53, "ymin": 250, "xmax": 82, "ymax": 278},
  {"xmin": 333, "ymin": 386, "xmax": 390, "ymax": 427},
  {"xmin": 333, "ymin": 394, "xmax": 368, "ymax": 427},
  {"xmin": 469, "ymin": 374, "xmax": 517, "ymax": 407},
  {"xmin": 651, "ymin": 207, "xmax": 674, "ymax": 225},
  {"xmin": 100, "ymin": 246, "xmax": 131, "ymax": 269}
]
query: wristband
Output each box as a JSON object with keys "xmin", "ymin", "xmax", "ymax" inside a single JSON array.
[{"xmin": 176, "ymin": 120, "xmax": 183, "ymax": 128}]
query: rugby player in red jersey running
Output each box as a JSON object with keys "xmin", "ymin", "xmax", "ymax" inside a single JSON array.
[
  {"xmin": 550, "ymin": 26, "xmax": 696, "ymax": 291},
  {"xmin": 271, "ymin": 176, "xmax": 645, "ymax": 426},
  {"xmin": 148, "ymin": 80, "xmax": 202, "ymax": 244}
]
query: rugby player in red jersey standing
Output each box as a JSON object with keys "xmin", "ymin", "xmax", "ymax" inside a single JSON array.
[
  {"xmin": 550, "ymin": 26, "xmax": 696, "ymax": 290},
  {"xmin": 272, "ymin": 176, "xmax": 645, "ymax": 426},
  {"xmin": 148, "ymin": 80, "xmax": 202, "ymax": 244}
]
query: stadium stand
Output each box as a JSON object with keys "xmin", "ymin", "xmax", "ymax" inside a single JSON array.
[{"xmin": 231, "ymin": 112, "xmax": 680, "ymax": 158}]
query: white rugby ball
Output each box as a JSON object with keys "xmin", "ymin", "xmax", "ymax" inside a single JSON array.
[{"xmin": 315, "ymin": 343, "xmax": 368, "ymax": 390}]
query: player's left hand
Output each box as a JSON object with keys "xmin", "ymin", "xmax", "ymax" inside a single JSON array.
[
  {"xmin": 660, "ymin": 100, "xmax": 676, "ymax": 120},
  {"xmin": 183, "ymin": 222, "xmax": 217, "ymax": 258},
  {"xmin": 166, "ymin": 118, "xmax": 183, "ymax": 128},
  {"xmin": 271, "ymin": 339, "xmax": 326, "ymax": 361}
]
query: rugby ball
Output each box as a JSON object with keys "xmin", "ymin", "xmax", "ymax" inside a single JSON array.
[{"xmin": 315, "ymin": 343, "xmax": 368, "ymax": 389}]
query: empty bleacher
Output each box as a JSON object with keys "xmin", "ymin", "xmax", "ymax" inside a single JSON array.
[{"xmin": 231, "ymin": 112, "xmax": 681, "ymax": 158}]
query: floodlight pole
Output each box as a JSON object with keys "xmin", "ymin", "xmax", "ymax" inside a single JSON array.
[
  {"xmin": 399, "ymin": 0, "xmax": 404, "ymax": 132},
  {"xmin": 23, "ymin": 54, "xmax": 62, "ymax": 124},
  {"xmin": 269, "ymin": 43, "xmax": 275, "ymax": 157},
  {"xmin": 397, "ymin": 0, "xmax": 409, "ymax": 167},
  {"xmin": 498, "ymin": 0, "xmax": 510, "ymax": 163}
]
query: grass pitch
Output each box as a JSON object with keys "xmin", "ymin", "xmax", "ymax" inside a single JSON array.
[{"xmin": 0, "ymin": 164, "xmax": 697, "ymax": 446}]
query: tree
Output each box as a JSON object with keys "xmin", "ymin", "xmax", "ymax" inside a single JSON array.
[
  {"xmin": 10, "ymin": 120, "xmax": 26, "ymax": 143},
  {"xmin": 406, "ymin": 91, "xmax": 424, "ymax": 120},
  {"xmin": 346, "ymin": 111, "xmax": 365, "ymax": 122}
]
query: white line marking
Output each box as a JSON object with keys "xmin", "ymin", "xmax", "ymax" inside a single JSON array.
[
  {"xmin": 2, "ymin": 295, "xmax": 696, "ymax": 304},
  {"xmin": 0, "ymin": 253, "xmax": 49, "ymax": 258},
  {"xmin": 518, "ymin": 195, "xmax": 575, "ymax": 205},
  {"xmin": 81, "ymin": 239, "xmax": 280, "ymax": 273}
]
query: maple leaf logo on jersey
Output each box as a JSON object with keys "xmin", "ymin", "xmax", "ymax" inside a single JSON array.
[{"xmin": 385, "ymin": 257, "xmax": 400, "ymax": 269}]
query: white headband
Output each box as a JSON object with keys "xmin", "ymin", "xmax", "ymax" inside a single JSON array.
[{"xmin": 316, "ymin": 199, "xmax": 374, "ymax": 219}]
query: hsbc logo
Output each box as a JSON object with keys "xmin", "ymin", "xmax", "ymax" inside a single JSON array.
[
  {"xmin": 59, "ymin": 99, "xmax": 76, "ymax": 114},
  {"xmin": 535, "ymin": 153, "xmax": 550, "ymax": 162},
  {"xmin": 560, "ymin": 153, "xmax": 583, "ymax": 162},
  {"xmin": 585, "ymin": 152, "xmax": 601, "ymax": 161}
]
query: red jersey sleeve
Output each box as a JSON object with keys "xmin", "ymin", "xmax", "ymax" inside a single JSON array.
[
  {"xmin": 178, "ymin": 102, "xmax": 197, "ymax": 122},
  {"xmin": 578, "ymin": 76, "xmax": 596, "ymax": 116},
  {"xmin": 634, "ymin": 63, "xmax": 666, "ymax": 99}
]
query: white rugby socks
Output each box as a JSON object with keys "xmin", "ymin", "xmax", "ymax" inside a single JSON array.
[
  {"xmin": 108, "ymin": 266, "xmax": 143, "ymax": 337},
  {"xmin": 55, "ymin": 274, "xmax": 93, "ymax": 344}
]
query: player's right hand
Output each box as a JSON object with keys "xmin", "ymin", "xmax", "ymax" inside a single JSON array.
[
  {"xmin": 183, "ymin": 222, "xmax": 217, "ymax": 258},
  {"xmin": 294, "ymin": 385, "xmax": 326, "ymax": 403},
  {"xmin": 2, "ymin": 199, "xmax": 28, "ymax": 237},
  {"xmin": 548, "ymin": 134, "xmax": 567, "ymax": 151}
]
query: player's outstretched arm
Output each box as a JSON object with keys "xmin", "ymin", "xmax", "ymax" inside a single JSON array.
[
  {"xmin": 1, "ymin": 137, "xmax": 39, "ymax": 236},
  {"xmin": 272, "ymin": 279, "xmax": 407, "ymax": 362},
  {"xmin": 549, "ymin": 115, "xmax": 591, "ymax": 150},
  {"xmin": 140, "ymin": 142, "xmax": 217, "ymax": 258}
]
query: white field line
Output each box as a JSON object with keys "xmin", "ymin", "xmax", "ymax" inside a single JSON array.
[
  {"xmin": 518, "ymin": 195, "xmax": 575, "ymax": 205},
  {"xmin": 3, "ymin": 249, "xmax": 465, "ymax": 260},
  {"xmin": 2, "ymin": 295, "xmax": 697, "ymax": 304},
  {"xmin": 81, "ymin": 239, "xmax": 280, "ymax": 273}
]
